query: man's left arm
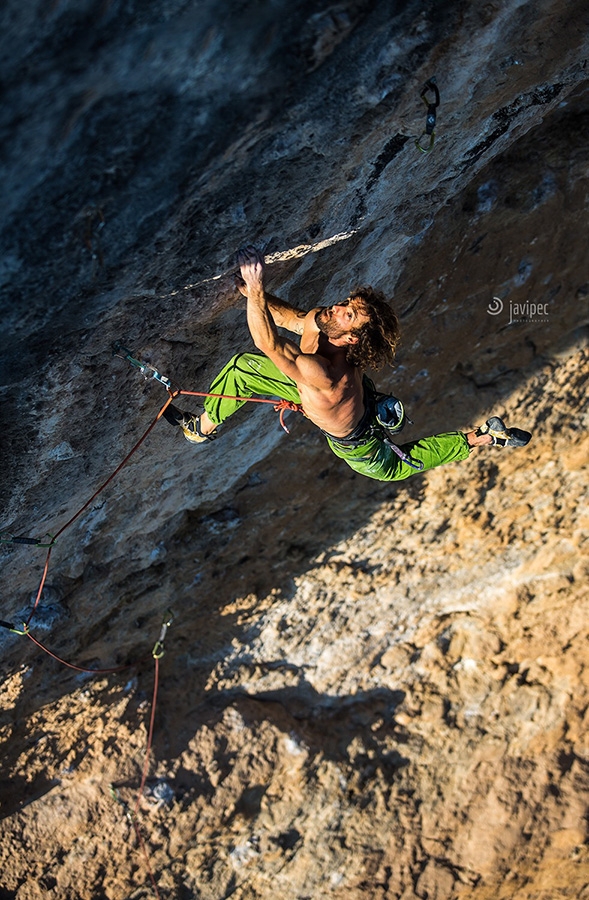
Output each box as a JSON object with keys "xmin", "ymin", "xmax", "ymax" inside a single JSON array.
[{"xmin": 236, "ymin": 275, "xmax": 308, "ymax": 335}]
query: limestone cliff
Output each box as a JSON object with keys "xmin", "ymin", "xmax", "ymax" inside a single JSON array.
[{"xmin": 0, "ymin": 2, "xmax": 588, "ymax": 898}]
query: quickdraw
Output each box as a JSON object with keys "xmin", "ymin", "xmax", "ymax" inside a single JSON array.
[
  {"xmin": 415, "ymin": 77, "xmax": 440, "ymax": 153},
  {"xmin": 152, "ymin": 609, "xmax": 173, "ymax": 659},
  {"xmin": 0, "ymin": 532, "xmax": 55, "ymax": 548},
  {"xmin": 112, "ymin": 342, "xmax": 173, "ymax": 391}
]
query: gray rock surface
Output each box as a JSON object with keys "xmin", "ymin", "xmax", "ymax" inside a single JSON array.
[{"xmin": 1, "ymin": 1, "xmax": 588, "ymax": 898}]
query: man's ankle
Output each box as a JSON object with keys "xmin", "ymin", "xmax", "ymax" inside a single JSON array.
[
  {"xmin": 466, "ymin": 430, "xmax": 492, "ymax": 448},
  {"xmin": 199, "ymin": 412, "xmax": 218, "ymax": 436}
]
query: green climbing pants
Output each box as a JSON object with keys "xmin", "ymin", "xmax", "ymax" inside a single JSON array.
[{"xmin": 204, "ymin": 353, "xmax": 470, "ymax": 482}]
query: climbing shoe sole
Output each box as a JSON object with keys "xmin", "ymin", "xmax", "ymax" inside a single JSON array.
[{"xmin": 477, "ymin": 415, "xmax": 532, "ymax": 447}]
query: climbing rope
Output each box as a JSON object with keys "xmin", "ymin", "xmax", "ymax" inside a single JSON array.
[
  {"xmin": 129, "ymin": 613, "xmax": 173, "ymax": 900},
  {"xmin": 109, "ymin": 611, "xmax": 172, "ymax": 900},
  {"xmin": 9, "ymin": 625, "xmax": 133, "ymax": 674},
  {"xmin": 1, "ymin": 346, "xmax": 303, "ymax": 667},
  {"xmin": 178, "ymin": 388, "xmax": 303, "ymax": 433},
  {"xmin": 0, "ymin": 347, "xmax": 300, "ymax": 896},
  {"xmin": 113, "ymin": 341, "xmax": 305, "ymax": 433},
  {"xmin": 0, "ymin": 393, "xmax": 177, "ymax": 665}
]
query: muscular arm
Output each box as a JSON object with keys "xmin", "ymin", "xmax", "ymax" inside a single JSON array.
[
  {"xmin": 264, "ymin": 293, "xmax": 324, "ymax": 354},
  {"xmin": 237, "ymin": 276, "xmax": 308, "ymax": 335},
  {"xmin": 266, "ymin": 294, "xmax": 308, "ymax": 334},
  {"xmin": 238, "ymin": 247, "xmax": 332, "ymax": 389}
]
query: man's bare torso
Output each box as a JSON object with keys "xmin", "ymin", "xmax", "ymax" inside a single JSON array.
[{"xmin": 294, "ymin": 340, "xmax": 366, "ymax": 438}]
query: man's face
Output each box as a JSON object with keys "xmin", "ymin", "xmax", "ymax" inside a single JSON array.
[{"xmin": 315, "ymin": 297, "xmax": 370, "ymax": 341}]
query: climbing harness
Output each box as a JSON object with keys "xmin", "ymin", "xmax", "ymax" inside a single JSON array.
[
  {"xmin": 374, "ymin": 392, "xmax": 423, "ymax": 470},
  {"xmin": 2, "ymin": 343, "xmax": 310, "ymax": 900},
  {"xmin": 324, "ymin": 378, "xmax": 423, "ymax": 471},
  {"xmin": 0, "ymin": 345, "xmax": 417, "ymax": 668},
  {"xmin": 0, "ymin": 335, "xmax": 422, "ymax": 897},
  {"xmin": 415, "ymin": 77, "xmax": 440, "ymax": 153}
]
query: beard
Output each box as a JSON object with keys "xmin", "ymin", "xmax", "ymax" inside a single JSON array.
[{"xmin": 315, "ymin": 307, "xmax": 348, "ymax": 339}]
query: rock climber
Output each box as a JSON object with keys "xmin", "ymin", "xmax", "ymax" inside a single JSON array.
[{"xmin": 164, "ymin": 246, "xmax": 531, "ymax": 481}]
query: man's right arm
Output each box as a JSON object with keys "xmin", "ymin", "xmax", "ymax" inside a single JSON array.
[{"xmin": 239, "ymin": 247, "xmax": 333, "ymax": 390}]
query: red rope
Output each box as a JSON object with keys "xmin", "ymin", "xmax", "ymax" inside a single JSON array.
[
  {"xmin": 3, "ymin": 373, "xmax": 303, "ymax": 899},
  {"xmin": 178, "ymin": 388, "xmax": 279, "ymax": 404},
  {"xmin": 12, "ymin": 383, "xmax": 303, "ymax": 662},
  {"xmin": 274, "ymin": 399, "xmax": 304, "ymax": 434},
  {"xmin": 53, "ymin": 394, "xmax": 176, "ymax": 542},
  {"xmin": 177, "ymin": 388, "xmax": 304, "ymax": 434},
  {"xmin": 25, "ymin": 545, "xmax": 53, "ymax": 629},
  {"xmin": 25, "ymin": 631, "xmax": 132, "ymax": 674},
  {"xmin": 135, "ymin": 655, "xmax": 160, "ymax": 813},
  {"xmin": 6, "ymin": 387, "xmax": 181, "ymax": 899},
  {"xmin": 22, "ymin": 396, "xmax": 176, "ymax": 636}
]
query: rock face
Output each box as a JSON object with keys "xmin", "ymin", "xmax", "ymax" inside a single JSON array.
[{"xmin": 0, "ymin": 2, "xmax": 588, "ymax": 898}]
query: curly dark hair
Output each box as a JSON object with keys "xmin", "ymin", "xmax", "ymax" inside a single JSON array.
[{"xmin": 345, "ymin": 286, "xmax": 400, "ymax": 370}]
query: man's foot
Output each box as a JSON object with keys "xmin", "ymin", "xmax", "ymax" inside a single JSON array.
[
  {"xmin": 163, "ymin": 405, "xmax": 217, "ymax": 444},
  {"xmin": 476, "ymin": 415, "xmax": 531, "ymax": 447}
]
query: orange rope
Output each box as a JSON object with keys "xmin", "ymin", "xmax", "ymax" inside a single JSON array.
[
  {"xmin": 2, "ymin": 371, "xmax": 303, "ymax": 899},
  {"xmin": 5, "ymin": 386, "xmax": 182, "ymax": 899},
  {"xmin": 54, "ymin": 393, "xmax": 176, "ymax": 542},
  {"xmin": 11, "ymin": 383, "xmax": 303, "ymax": 662},
  {"xmin": 177, "ymin": 388, "xmax": 304, "ymax": 433},
  {"xmin": 135, "ymin": 655, "xmax": 160, "ymax": 814},
  {"xmin": 25, "ymin": 631, "xmax": 132, "ymax": 674},
  {"xmin": 23, "ymin": 395, "xmax": 176, "ymax": 633}
]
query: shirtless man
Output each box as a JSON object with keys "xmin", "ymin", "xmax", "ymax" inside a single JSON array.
[{"xmin": 165, "ymin": 247, "xmax": 531, "ymax": 482}]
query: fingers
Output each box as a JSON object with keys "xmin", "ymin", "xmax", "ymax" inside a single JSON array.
[
  {"xmin": 234, "ymin": 273, "xmax": 248, "ymax": 296},
  {"xmin": 236, "ymin": 245, "xmax": 264, "ymax": 268}
]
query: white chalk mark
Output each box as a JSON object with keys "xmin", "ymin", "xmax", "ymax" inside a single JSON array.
[{"xmin": 164, "ymin": 229, "xmax": 358, "ymax": 297}]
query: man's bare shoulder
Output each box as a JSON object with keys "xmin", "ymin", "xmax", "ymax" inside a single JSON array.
[{"xmin": 294, "ymin": 349, "xmax": 336, "ymax": 388}]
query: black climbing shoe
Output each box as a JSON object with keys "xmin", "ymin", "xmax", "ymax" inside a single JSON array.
[
  {"xmin": 476, "ymin": 415, "xmax": 531, "ymax": 447},
  {"xmin": 163, "ymin": 405, "xmax": 217, "ymax": 443}
]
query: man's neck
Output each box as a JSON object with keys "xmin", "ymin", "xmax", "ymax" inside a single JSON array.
[{"xmin": 316, "ymin": 333, "xmax": 354, "ymax": 363}]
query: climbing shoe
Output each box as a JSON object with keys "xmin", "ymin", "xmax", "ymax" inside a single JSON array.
[
  {"xmin": 163, "ymin": 405, "xmax": 217, "ymax": 443},
  {"xmin": 476, "ymin": 415, "xmax": 531, "ymax": 447}
]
